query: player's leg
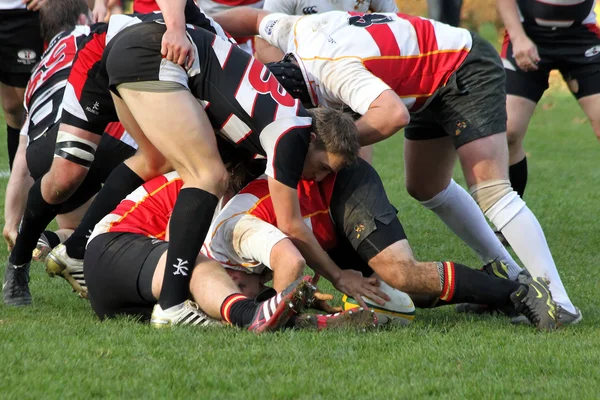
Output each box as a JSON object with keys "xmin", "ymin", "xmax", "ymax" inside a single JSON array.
[
  {"xmin": 404, "ymin": 120, "xmax": 522, "ymax": 278},
  {"xmin": 329, "ymin": 160, "xmax": 557, "ymax": 330},
  {"xmin": 0, "ymin": 83, "xmax": 25, "ymax": 170},
  {"xmin": 446, "ymin": 33, "xmax": 576, "ymax": 316},
  {"xmin": 577, "ymin": 92, "xmax": 600, "ymax": 141}
]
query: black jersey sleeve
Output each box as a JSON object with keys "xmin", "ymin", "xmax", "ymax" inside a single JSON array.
[{"xmin": 260, "ymin": 116, "xmax": 312, "ymax": 188}]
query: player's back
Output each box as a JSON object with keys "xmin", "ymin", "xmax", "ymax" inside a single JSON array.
[
  {"xmin": 24, "ymin": 25, "xmax": 90, "ymax": 142},
  {"xmin": 517, "ymin": 0, "xmax": 596, "ymax": 27}
]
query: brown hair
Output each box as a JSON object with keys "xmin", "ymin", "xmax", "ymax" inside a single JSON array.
[
  {"xmin": 307, "ymin": 108, "xmax": 360, "ymax": 167},
  {"xmin": 40, "ymin": 0, "xmax": 89, "ymax": 42}
]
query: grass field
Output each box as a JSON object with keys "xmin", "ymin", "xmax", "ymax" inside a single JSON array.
[{"xmin": 1, "ymin": 90, "xmax": 600, "ymax": 398}]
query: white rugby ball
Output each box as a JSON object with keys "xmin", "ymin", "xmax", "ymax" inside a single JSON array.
[{"xmin": 342, "ymin": 281, "xmax": 416, "ymax": 325}]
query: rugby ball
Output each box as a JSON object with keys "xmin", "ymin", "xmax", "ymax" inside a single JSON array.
[{"xmin": 342, "ymin": 281, "xmax": 416, "ymax": 326}]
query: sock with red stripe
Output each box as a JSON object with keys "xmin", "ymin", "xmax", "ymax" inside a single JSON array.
[
  {"xmin": 436, "ymin": 261, "xmax": 522, "ymax": 307},
  {"xmin": 158, "ymin": 187, "xmax": 219, "ymax": 309},
  {"xmin": 64, "ymin": 163, "xmax": 144, "ymax": 259},
  {"xmin": 220, "ymin": 293, "xmax": 259, "ymax": 327}
]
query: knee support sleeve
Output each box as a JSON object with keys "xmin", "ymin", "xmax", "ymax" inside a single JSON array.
[
  {"xmin": 469, "ymin": 179, "xmax": 513, "ymax": 213},
  {"xmin": 54, "ymin": 131, "xmax": 98, "ymax": 169},
  {"xmin": 483, "ymin": 191, "xmax": 526, "ymax": 231}
]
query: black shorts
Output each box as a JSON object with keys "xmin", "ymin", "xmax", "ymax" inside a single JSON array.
[
  {"xmin": 0, "ymin": 9, "xmax": 44, "ymax": 87},
  {"xmin": 328, "ymin": 159, "xmax": 406, "ymax": 266},
  {"xmin": 85, "ymin": 232, "xmax": 168, "ymax": 320},
  {"xmin": 26, "ymin": 124, "xmax": 136, "ymax": 214},
  {"xmin": 405, "ymin": 32, "xmax": 507, "ymax": 148},
  {"xmin": 61, "ymin": 29, "xmax": 118, "ymax": 135},
  {"xmin": 502, "ymin": 24, "xmax": 600, "ymax": 101}
]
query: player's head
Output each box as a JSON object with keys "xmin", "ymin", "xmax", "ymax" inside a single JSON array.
[
  {"xmin": 266, "ymin": 53, "xmax": 316, "ymax": 109},
  {"xmin": 302, "ymin": 108, "xmax": 360, "ymax": 182},
  {"xmin": 40, "ymin": 0, "xmax": 89, "ymax": 42}
]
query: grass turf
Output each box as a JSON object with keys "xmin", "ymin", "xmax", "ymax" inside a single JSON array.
[{"xmin": 1, "ymin": 93, "xmax": 599, "ymax": 399}]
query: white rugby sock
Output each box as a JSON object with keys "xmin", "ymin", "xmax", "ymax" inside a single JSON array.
[
  {"xmin": 420, "ymin": 180, "xmax": 522, "ymax": 279},
  {"xmin": 485, "ymin": 192, "xmax": 576, "ymax": 313}
]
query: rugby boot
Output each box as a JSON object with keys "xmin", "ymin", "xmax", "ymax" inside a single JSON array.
[
  {"xmin": 3, "ymin": 261, "xmax": 31, "ymax": 306},
  {"xmin": 513, "ymin": 305, "xmax": 582, "ymax": 326},
  {"xmin": 510, "ymin": 277, "xmax": 558, "ymax": 331},
  {"xmin": 248, "ymin": 276, "xmax": 316, "ymax": 334},
  {"xmin": 45, "ymin": 244, "xmax": 87, "ymax": 298},
  {"xmin": 32, "ymin": 232, "xmax": 52, "ymax": 262},
  {"xmin": 294, "ymin": 308, "xmax": 380, "ymax": 332},
  {"xmin": 455, "ymin": 260, "xmax": 518, "ymax": 316},
  {"xmin": 151, "ymin": 300, "xmax": 221, "ymax": 328}
]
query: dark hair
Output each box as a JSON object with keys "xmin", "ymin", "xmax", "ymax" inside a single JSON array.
[
  {"xmin": 40, "ymin": 0, "xmax": 89, "ymax": 42},
  {"xmin": 307, "ymin": 108, "xmax": 360, "ymax": 167}
]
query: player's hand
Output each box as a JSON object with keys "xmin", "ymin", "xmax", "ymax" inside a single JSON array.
[
  {"xmin": 91, "ymin": 0, "xmax": 108, "ymax": 23},
  {"xmin": 332, "ymin": 269, "xmax": 389, "ymax": 309},
  {"xmin": 3, "ymin": 226, "xmax": 18, "ymax": 252},
  {"xmin": 23, "ymin": 0, "xmax": 47, "ymax": 11},
  {"xmin": 512, "ymin": 34, "xmax": 540, "ymax": 72},
  {"xmin": 161, "ymin": 27, "xmax": 195, "ymax": 69}
]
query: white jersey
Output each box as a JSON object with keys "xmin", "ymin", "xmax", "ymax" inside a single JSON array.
[
  {"xmin": 198, "ymin": 0, "xmax": 264, "ymax": 14},
  {"xmin": 263, "ymin": 0, "xmax": 397, "ymax": 15},
  {"xmin": 259, "ymin": 11, "xmax": 473, "ymax": 114},
  {"xmin": 0, "ymin": 0, "xmax": 25, "ymax": 10}
]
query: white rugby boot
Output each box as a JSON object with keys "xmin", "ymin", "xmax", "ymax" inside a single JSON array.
[
  {"xmin": 150, "ymin": 300, "xmax": 221, "ymax": 328},
  {"xmin": 45, "ymin": 244, "xmax": 87, "ymax": 298}
]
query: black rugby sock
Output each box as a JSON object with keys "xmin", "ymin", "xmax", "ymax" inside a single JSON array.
[
  {"xmin": 64, "ymin": 163, "xmax": 144, "ymax": 260},
  {"xmin": 41, "ymin": 230, "xmax": 61, "ymax": 249},
  {"xmin": 220, "ymin": 294, "xmax": 260, "ymax": 327},
  {"xmin": 437, "ymin": 262, "xmax": 521, "ymax": 307},
  {"xmin": 7, "ymin": 124, "xmax": 20, "ymax": 170},
  {"xmin": 509, "ymin": 157, "xmax": 528, "ymax": 198},
  {"xmin": 158, "ymin": 187, "xmax": 219, "ymax": 309},
  {"xmin": 10, "ymin": 179, "xmax": 61, "ymax": 265}
]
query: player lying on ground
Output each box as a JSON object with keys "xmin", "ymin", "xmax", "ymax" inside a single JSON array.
[
  {"xmin": 496, "ymin": 0, "xmax": 593, "ymax": 325},
  {"xmin": 212, "ymin": 8, "xmax": 580, "ymax": 324},
  {"xmin": 2, "ymin": 0, "xmax": 228, "ymax": 306},
  {"xmin": 84, "ymin": 167, "xmax": 378, "ymax": 332},
  {"xmin": 2, "ymin": 0, "xmax": 137, "ymax": 306},
  {"xmin": 203, "ymin": 158, "xmax": 559, "ymax": 331},
  {"xmin": 50, "ymin": 16, "xmax": 387, "ymax": 327}
]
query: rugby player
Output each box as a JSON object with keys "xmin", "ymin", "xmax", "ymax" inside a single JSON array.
[
  {"xmin": 84, "ymin": 169, "xmax": 377, "ymax": 331},
  {"xmin": 0, "ymin": 0, "xmax": 44, "ymax": 169},
  {"xmin": 181, "ymin": 159, "xmax": 556, "ymax": 330},
  {"xmin": 212, "ymin": 8, "xmax": 581, "ymax": 324},
  {"xmin": 427, "ymin": 0, "xmax": 462, "ymax": 27},
  {"xmin": 499, "ymin": 0, "xmax": 599, "ymax": 212},
  {"xmin": 53, "ymin": 14, "xmax": 386, "ymax": 326},
  {"xmin": 2, "ymin": 0, "xmax": 224, "ymax": 306},
  {"xmin": 2, "ymin": 0, "xmax": 137, "ymax": 306}
]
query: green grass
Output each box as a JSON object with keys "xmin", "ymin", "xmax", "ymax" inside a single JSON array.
[{"xmin": 1, "ymin": 91, "xmax": 599, "ymax": 399}]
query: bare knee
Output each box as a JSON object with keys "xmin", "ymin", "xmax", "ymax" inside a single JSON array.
[
  {"xmin": 1, "ymin": 93, "xmax": 25, "ymax": 123},
  {"xmin": 41, "ymin": 162, "xmax": 88, "ymax": 204},
  {"xmin": 180, "ymin": 163, "xmax": 229, "ymax": 198},
  {"xmin": 406, "ymin": 181, "xmax": 444, "ymax": 202}
]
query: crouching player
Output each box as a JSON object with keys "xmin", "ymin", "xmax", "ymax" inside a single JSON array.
[
  {"xmin": 204, "ymin": 159, "xmax": 560, "ymax": 331},
  {"xmin": 84, "ymin": 168, "xmax": 377, "ymax": 331}
]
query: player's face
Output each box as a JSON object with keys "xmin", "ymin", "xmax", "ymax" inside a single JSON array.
[{"xmin": 302, "ymin": 143, "xmax": 346, "ymax": 182}]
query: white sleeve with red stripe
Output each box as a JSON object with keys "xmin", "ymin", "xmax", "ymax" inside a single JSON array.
[
  {"xmin": 322, "ymin": 60, "xmax": 391, "ymax": 116},
  {"xmin": 258, "ymin": 13, "xmax": 298, "ymax": 53}
]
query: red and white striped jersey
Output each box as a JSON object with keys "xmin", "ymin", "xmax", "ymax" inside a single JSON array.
[
  {"xmin": 259, "ymin": 11, "xmax": 473, "ymax": 114},
  {"xmin": 89, "ymin": 172, "xmax": 338, "ymax": 251},
  {"xmin": 517, "ymin": 0, "xmax": 596, "ymax": 28}
]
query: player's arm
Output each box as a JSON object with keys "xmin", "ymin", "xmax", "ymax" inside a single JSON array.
[
  {"xmin": 156, "ymin": 0, "xmax": 195, "ymax": 67},
  {"xmin": 255, "ymin": 37, "xmax": 285, "ymax": 64},
  {"xmin": 91, "ymin": 0, "xmax": 109, "ymax": 23},
  {"xmin": 211, "ymin": 7, "xmax": 270, "ymax": 37},
  {"xmin": 497, "ymin": 0, "xmax": 540, "ymax": 71},
  {"xmin": 326, "ymin": 61, "xmax": 410, "ymax": 145},
  {"xmin": 369, "ymin": 0, "xmax": 399, "ymax": 12},
  {"xmin": 268, "ymin": 177, "xmax": 387, "ymax": 307},
  {"xmin": 3, "ymin": 133, "xmax": 34, "ymax": 251}
]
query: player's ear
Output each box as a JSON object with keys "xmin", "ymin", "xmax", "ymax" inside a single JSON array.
[
  {"xmin": 78, "ymin": 13, "xmax": 88, "ymax": 26},
  {"xmin": 309, "ymin": 132, "xmax": 316, "ymax": 142}
]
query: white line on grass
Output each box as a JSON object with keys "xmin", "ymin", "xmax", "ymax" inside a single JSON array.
[{"xmin": 0, "ymin": 170, "xmax": 10, "ymax": 179}]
